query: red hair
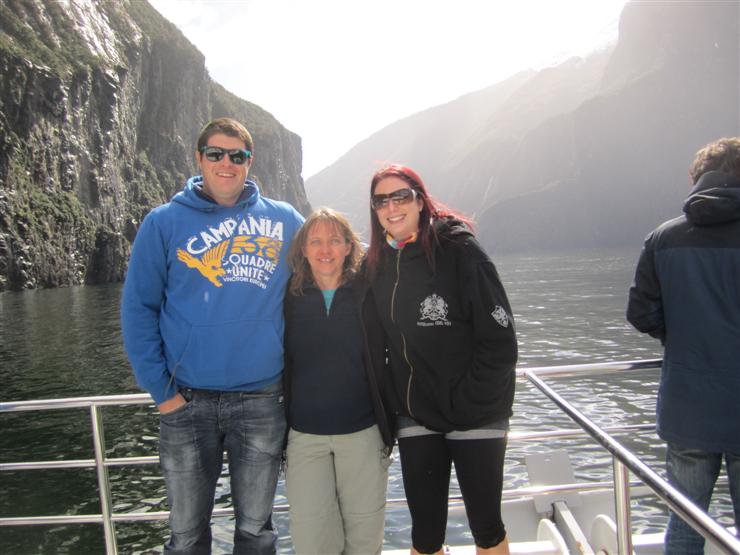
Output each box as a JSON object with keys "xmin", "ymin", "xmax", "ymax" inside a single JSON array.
[{"xmin": 365, "ymin": 164, "xmax": 473, "ymax": 279}]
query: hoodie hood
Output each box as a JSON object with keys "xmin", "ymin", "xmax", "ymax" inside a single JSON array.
[
  {"xmin": 433, "ymin": 216, "xmax": 474, "ymax": 242},
  {"xmin": 683, "ymin": 170, "xmax": 740, "ymax": 225},
  {"xmin": 171, "ymin": 175, "xmax": 260, "ymax": 211}
]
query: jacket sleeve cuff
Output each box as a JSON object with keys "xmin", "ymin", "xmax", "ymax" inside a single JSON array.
[{"xmin": 143, "ymin": 372, "xmax": 176, "ymax": 405}]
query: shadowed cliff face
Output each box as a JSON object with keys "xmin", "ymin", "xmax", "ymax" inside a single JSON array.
[
  {"xmin": 478, "ymin": 0, "xmax": 739, "ymax": 254},
  {"xmin": 306, "ymin": 0, "xmax": 739, "ymax": 253},
  {"xmin": 0, "ymin": 0, "xmax": 310, "ymax": 291}
]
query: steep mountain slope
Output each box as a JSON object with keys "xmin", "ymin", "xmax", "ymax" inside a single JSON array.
[
  {"xmin": 480, "ymin": 0, "xmax": 739, "ymax": 252},
  {"xmin": 306, "ymin": 0, "xmax": 739, "ymax": 252},
  {"xmin": 0, "ymin": 0, "xmax": 309, "ymax": 291}
]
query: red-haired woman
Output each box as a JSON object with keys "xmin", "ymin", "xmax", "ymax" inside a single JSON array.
[{"xmin": 364, "ymin": 165, "xmax": 517, "ymax": 555}]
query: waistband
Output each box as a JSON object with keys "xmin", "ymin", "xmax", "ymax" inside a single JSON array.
[
  {"xmin": 180, "ymin": 380, "xmax": 282, "ymax": 399},
  {"xmin": 396, "ymin": 415, "xmax": 508, "ymax": 440}
]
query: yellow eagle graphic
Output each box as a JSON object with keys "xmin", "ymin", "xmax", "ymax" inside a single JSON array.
[{"xmin": 177, "ymin": 241, "xmax": 228, "ymax": 287}]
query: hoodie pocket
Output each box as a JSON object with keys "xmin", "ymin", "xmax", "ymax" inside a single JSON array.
[{"xmin": 175, "ymin": 320, "xmax": 284, "ymax": 388}]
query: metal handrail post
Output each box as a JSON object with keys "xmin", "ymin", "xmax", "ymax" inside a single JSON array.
[
  {"xmin": 613, "ymin": 457, "xmax": 633, "ymax": 554},
  {"xmin": 525, "ymin": 369, "xmax": 740, "ymax": 554},
  {"xmin": 90, "ymin": 405, "xmax": 118, "ymax": 555}
]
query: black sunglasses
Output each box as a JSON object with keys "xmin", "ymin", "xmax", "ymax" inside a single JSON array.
[
  {"xmin": 199, "ymin": 145, "xmax": 252, "ymax": 165},
  {"xmin": 371, "ymin": 188, "xmax": 417, "ymax": 211}
]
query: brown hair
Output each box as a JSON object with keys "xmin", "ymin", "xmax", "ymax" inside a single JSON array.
[
  {"xmin": 196, "ymin": 117, "xmax": 254, "ymax": 153},
  {"xmin": 287, "ymin": 207, "xmax": 363, "ymax": 295},
  {"xmin": 689, "ymin": 137, "xmax": 740, "ymax": 184}
]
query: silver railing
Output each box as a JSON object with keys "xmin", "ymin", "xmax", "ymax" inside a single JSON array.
[
  {"xmin": 522, "ymin": 359, "xmax": 740, "ymax": 554},
  {"xmin": 2, "ymin": 359, "xmax": 739, "ymax": 554}
]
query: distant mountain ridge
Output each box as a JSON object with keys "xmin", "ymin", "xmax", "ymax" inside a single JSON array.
[
  {"xmin": 307, "ymin": 0, "xmax": 739, "ymax": 253},
  {"xmin": 0, "ymin": 0, "xmax": 309, "ymax": 291}
]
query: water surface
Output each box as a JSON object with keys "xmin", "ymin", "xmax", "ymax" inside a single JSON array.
[{"xmin": 1, "ymin": 247, "xmax": 734, "ymax": 553}]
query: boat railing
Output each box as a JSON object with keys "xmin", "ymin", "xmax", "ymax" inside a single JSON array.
[
  {"xmin": 523, "ymin": 360, "xmax": 740, "ymax": 554},
  {"xmin": 2, "ymin": 359, "xmax": 739, "ymax": 554}
]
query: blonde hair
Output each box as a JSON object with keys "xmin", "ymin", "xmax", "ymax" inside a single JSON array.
[{"xmin": 287, "ymin": 207, "xmax": 363, "ymax": 295}]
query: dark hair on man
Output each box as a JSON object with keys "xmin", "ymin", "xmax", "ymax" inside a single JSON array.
[
  {"xmin": 196, "ymin": 117, "xmax": 254, "ymax": 153},
  {"xmin": 689, "ymin": 137, "xmax": 740, "ymax": 184}
]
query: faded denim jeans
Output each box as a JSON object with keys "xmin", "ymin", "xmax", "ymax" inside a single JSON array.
[
  {"xmin": 665, "ymin": 443, "xmax": 740, "ymax": 554},
  {"xmin": 158, "ymin": 382, "xmax": 286, "ymax": 555}
]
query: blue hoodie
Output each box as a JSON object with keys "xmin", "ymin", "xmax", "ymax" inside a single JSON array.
[{"xmin": 121, "ymin": 177, "xmax": 304, "ymax": 404}]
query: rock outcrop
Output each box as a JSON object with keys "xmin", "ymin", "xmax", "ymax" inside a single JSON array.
[{"xmin": 0, "ymin": 0, "xmax": 310, "ymax": 291}]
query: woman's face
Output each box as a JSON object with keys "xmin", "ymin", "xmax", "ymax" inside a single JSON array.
[
  {"xmin": 373, "ymin": 176, "xmax": 423, "ymax": 241},
  {"xmin": 302, "ymin": 221, "xmax": 351, "ymax": 287}
]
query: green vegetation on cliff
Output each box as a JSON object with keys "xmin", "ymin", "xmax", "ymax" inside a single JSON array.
[{"xmin": 0, "ymin": 0, "xmax": 99, "ymax": 75}]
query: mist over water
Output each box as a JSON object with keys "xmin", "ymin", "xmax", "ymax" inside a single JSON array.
[{"xmin": 1, "ymin": 247, "xmax": 734, "ymax": 553}]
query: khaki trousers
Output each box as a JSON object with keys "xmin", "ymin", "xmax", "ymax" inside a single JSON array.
[{"xmin": 286, "ymin": 425, "xmax": 391, "ymax": 555}]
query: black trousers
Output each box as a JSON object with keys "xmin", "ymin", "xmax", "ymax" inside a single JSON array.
[{"xmin": 398, "ymin": 433, "xmax": 507, "ymax": 553}]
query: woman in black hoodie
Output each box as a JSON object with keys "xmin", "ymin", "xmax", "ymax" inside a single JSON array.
[{"xmin": 365, "ymin": 165, "xmax": 517, "ymax": 555}]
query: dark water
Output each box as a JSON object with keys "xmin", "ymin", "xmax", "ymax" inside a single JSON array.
[{"xmin": 0, "ymin": 247, "xmax": 735, "ymax": 553}]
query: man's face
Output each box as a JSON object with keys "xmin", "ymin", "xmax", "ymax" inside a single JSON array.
[{"xmin": 196, "ymin": 133, "xmax": 252, "ymax": 206}]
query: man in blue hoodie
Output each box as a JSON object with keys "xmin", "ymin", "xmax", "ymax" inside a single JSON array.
[
  {"xmin": 627, "ymin": 137, "xmax": 740, "ymax": 553},
  {"xmin": 121, "ymin": 117, "xmax": 304, "ymax": 554}
]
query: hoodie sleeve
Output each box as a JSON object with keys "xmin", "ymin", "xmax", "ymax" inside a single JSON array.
[
  {"xmin": 452, "ymin": 238, "xmax": 517, "ymax": 417},
  {"xmin": 120, "ymin": 212, "xmax": 175, "ymax": 405},
  {"xmin": 626, "ymin": 232, "xmax": 665, "ymax": 343}
]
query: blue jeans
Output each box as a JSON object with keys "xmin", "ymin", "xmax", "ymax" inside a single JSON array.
[
  {"xmin": 159, "ymin": 383, "xmax": 286, "ymax": 555},
  {"xmin": 665, "ymin": 443, "xmax": 740, "ymax": 554}
]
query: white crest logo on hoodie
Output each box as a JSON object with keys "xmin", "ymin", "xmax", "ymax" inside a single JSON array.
[
  {"xmin": 491, "ymin": 306, "xmax": 510, "ymax": 328},
  {"xmin": 418, "ymin": 294, "xmax": 451, "ymax": 327}
]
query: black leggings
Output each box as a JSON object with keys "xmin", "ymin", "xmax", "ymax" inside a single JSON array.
[{"xmin": 398, "ymin": 434, "xmax": 507, "ymax": 553}]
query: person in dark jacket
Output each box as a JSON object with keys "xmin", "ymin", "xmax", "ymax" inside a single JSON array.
[
  {"xmin": 283, "ymin": 207, "xmax": 393, "ymax": 555},
  {"xmin": 627, "ymin": 137, "xmax": 740, "ymax": 554},
  {"xmin": 364, "ymin": 165, "xmax": 517, "ymax": 555}
]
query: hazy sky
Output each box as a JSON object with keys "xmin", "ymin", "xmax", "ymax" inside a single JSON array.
[{"xmin": 149, "ymin": 0, "xmax": 629, "ymax": 179}]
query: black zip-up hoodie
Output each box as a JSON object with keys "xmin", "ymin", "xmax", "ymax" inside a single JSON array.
[{"xmin": 369, "ymin": 218, "xmax": 517, "ymax": 432}]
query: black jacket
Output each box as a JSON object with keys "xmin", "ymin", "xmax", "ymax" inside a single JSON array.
[
  {"xmin": 283, "ymin": 276, "xmax": 394, "ymax": 451},
  {"xmin": 369, "ymin": 218, "xmax": 517, "ymax": 432},
  {"xmin": 627, "ymin": 170, "xmax": 740, "ymax": 452}
]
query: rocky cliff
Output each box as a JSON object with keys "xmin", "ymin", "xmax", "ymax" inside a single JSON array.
[{"xmin": 0, "ymin": 0, "xmax": 310, "ymax": 291}]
